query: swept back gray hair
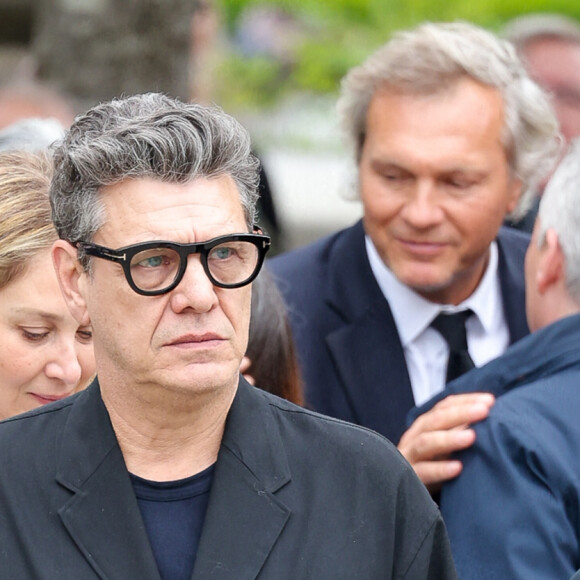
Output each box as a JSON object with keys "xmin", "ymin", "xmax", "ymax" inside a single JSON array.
[
  {"xmin": 537, "ymin": 138, "xmax": 580, "ymax": 303},
  {"xmin": 51, "ymin": 93, "xmax": 260, "ymax": 244},
  {"xmin": 337, "ymin": 21, "xmax": 562, "ymax": 220}
]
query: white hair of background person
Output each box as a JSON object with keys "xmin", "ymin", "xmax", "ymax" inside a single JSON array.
[{"xmin": 536, "ymin": 138, "xmax": 580, "ymax": 302}]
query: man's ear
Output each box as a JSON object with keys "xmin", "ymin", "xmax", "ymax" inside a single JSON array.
[
  {"xmin": 52, "ymin": 240, "xmax": 91, "ymax": 326},
  {"xmin": 536, "ymin": 228, "xmax": 565, "ymax": 295},
  {"xmin": 505, "ymin": 178, "xmax": 524, "ymax": 215}
]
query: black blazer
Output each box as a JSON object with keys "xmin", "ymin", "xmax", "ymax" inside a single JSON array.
[
  {"xmin": 0, "ymin": 379, "xmax": 456, "ymax": 579},
  {"xmin": 269, "ymin": 220, "xmax": 530, "ymax": 444}
]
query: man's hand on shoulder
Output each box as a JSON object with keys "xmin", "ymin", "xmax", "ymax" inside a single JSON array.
[{"xmin": 397, "ymin": 393, "xmax": 495, "ymax": 493}]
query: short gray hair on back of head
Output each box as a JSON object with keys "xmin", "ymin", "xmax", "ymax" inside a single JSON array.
[
  {"xmin": 50, "ymin": 92, "xmax": 260, "ymax": 246},
  {"xmin": 537, "ymin": 138, "xmax": 580, "ymax": 303},
  {"xmin": 337, "ymin": 21, "xmax": 562, "ymax": 220}
]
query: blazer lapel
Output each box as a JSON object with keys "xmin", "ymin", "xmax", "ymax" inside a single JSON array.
[
  {"xmin": 56, "ymin": 382, "xmax": 160, "ymax": 580},
  {"xmin": 497, "ymin": 227, "xmax": 530, "ymax": 344},
  {"xmin": 324, "ymin": 221, "xmax": 415, "ymax": 443},
  {"xmin": 193, "ymin": 381, "xmax": 291, "ymax": 580},
  {"xmin": 326, "ymin": 310, "xmax": 414, "ymax": 443}
]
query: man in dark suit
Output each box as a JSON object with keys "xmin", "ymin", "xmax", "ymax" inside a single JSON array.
[
  {"xmin": 0, "ymin": 93, "xmax": 456, "ymax": 578},
  {"xmin": 269, "ymin": 21, "xmax": 561, "ymax": 491}
]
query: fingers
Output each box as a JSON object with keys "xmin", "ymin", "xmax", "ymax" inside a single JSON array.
[
  {"xmin": 435, "ymin": 392, "xmax": 495, "ymax": 411},
  {"xmin": 410, "ymin": 392, "xmax": 495, "ymax": 433},
  {"xmin": 399, "ymin": 425, "xmax": 476, "ymax": 463},
  {"xmin": 414, "ymin": 458, "xmax": 464, "ymax": 492},
  {"xmin": 400, "ymin": 427, "xmax": 474, "ymax": 482},
  {"xmin": 398, "ymin": 428, "xmax": 473, "ymax": 486},
  {"xmin": 397, "ymin": 392, "xmax": 495, "ymax": 487}
]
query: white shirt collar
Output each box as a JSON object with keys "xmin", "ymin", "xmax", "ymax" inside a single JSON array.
[{"xmin": 365, "ymin": 235, "xmax": 500, "ymax": 346}]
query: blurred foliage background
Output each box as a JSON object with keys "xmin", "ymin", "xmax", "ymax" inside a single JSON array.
[
  {"xmin": 213, "ymin": 0, "xmax": 580, "ymax": 111},
  {"xmin": 0, "ymin": 0, "xmax": 576, "ymax": 247}
]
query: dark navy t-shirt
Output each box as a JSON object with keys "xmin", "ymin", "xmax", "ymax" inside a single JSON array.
[{"xmin": 130, "ymin": 464, "xmax": 215, "ymax": 580}]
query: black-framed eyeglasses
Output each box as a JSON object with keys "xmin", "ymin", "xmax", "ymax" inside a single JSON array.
[{"xmin": 76, "ymin": 233, "xmax": 271, "ymax": 296}]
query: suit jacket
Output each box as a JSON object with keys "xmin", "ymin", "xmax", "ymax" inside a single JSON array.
[
  {"xmin": 430, "ymin": 313, "xmax": 580, "ymax": 579},
  {"xmin": 0, "ymin": 378, "xmax": 456, "ymax": 579},
  {"xmin": 269, "ymin": 220, "xmax": 530, "ymax": 444}
]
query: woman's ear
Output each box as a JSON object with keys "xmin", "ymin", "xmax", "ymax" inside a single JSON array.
[{"xmin": 52, "ymin": 240, "xmax": 91, "ymax": 326}]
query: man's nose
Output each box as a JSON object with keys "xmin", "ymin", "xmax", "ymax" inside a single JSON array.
[
  {"xmin": 399, "ymin": 179, "xmax": 445, "ymax": 228},
  {"xmin": 169, "ymin": 255, "xmax": 219, "ymax": 313}
]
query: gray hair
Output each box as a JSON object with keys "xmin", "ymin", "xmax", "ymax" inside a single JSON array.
[
  {"xmin": 51, "ymin": 93, "xmax": 260, "ymax": 247},
  {"xmin": 537, "ymin": 138, "xmax": 580, "ymax": 303},
  {"xmin": 0, "ymin": 118, "xmax": 65, "ymax": 153},
  {"xmin": 337, "ymin": 21, "xmax": 562, "ymax": 220},
  {"xmin": 502, "ymin": 13, "xmax": 580, "ymax": 49}
]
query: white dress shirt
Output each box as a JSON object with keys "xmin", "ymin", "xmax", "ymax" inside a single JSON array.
[{"xmin": 365, "ymin": 236, "xmax": 509, "ymax": 406}]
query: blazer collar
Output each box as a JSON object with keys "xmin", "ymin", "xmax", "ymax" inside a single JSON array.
[
  {"xmin": 193, "ymin": 379, "xmax": 291, "ymax": 579},
  {"xmin": 319, "ymin": 222, "xmax": 529, "ymax": 442},
  {"xmin": 324, "ymin": 220, "xmax": 383, "ymax": 320},
  {"xmin": 496, "ymin": 227, "xmax": 530, "ymax": 343},
  {"xmin": 328, "ymin": 223, "xmax": 528, "ymax": 335},
  {"xmin": 323, "ymin": 220, "xmax": 415, "ymax": 442},
  {"xmin": 56, "ymin": 381, "xmax": 161, "ymax": 579},
  {"xmin": 56, "ymin": 379, "xmax": 293, "ymax": 580}
]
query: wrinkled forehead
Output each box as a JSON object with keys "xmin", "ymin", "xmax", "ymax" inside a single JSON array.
[
  {"xmin": 365, "ymin": 77, "xmax": 513, "ymax": 167},
  {"xmin": 95, "ymin": 175, "xmax": 247, "ymax": 245}
]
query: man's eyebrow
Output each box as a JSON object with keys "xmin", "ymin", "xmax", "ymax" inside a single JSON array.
[
  {"xmin": 440, "ymin": 168, "xmax": 487, "ymax": 176},
  {"xmin": 370, "ymin": 159, "xmax": 484, "ymax": 174},
  {"xmin": 370, "ymin": 159, "xmax": 410, "ymax": 170}
]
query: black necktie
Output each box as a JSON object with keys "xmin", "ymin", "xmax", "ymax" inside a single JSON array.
[{"xmin": 431, "ymin": 310, "xmax": 475, "ymax": 382}]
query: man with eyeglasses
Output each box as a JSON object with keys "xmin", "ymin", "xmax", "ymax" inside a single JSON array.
[{"xmin": 0, "ymin": 93, "xmax": 456, "ymax": 579}]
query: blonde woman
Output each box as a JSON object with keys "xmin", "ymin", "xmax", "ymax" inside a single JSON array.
[{"xmin": 0, "ymin": 151, "xmax": 95, "ymax": 419}]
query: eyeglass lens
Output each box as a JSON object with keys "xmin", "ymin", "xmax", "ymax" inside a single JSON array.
[{"xmin": 129, "ymin": 240, "xmax": 260, "ymax": 292}]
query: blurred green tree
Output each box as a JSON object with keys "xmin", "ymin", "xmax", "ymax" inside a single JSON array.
[{"xmin": 214, "ymin": 0, "xmax": 580, "ymax": 110}]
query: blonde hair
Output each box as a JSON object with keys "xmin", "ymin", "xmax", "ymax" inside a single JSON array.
[{"xmin": 0, "ymin": 151, "xmax": 55, "ymax": 289}]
